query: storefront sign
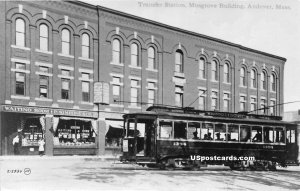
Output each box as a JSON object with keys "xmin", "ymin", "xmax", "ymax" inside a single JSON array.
[
  {"xmin": 94, "ymin": 82, "xmax": 109, "ymax": 104},
  {"xmin": 71, "ymin": 126, "xmax": 80, "ymax": 129},
  {"xmin": 1, "ymin": 105, "xmax": 98, "ymax": 118}
]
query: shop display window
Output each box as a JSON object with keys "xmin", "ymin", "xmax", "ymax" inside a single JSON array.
[
  {"xmin": 22, "ymin": 117, "xmax": 44, "ymax": 146},
  {"xmin": 55, "ymin": 119, "xmax": 96, "ymax": 146}
]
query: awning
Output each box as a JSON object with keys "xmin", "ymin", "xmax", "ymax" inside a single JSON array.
[{"xmin": 105, "ymin": 120, "xmax": 123, "ymax": 135}]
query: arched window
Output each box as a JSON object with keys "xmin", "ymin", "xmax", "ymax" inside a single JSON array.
[
  {"xmin": 81, "ymin": 33, "xmax": 90, "ymax": 58},
  {"xmin": 131, "ymin": 43, "xmax": 139, "ymax": 67},
  {"xmin": 112, "ymin": 39, "xmax": 121, "ymax": 63},
  {"xmin": 61, "ymin": 29, "xmax": 70, "ymax": 55},
  {"xmin": 240, "ymin": 67, "xmax": 246, "ymax": 86},
  {"xmin": 250, "ymin": 69, "xmax": 257, "ymax": 88},
  {"xmin": 224, "ymin": 63, "xmax": 230, "ymax": 83},
  {"xmin": 271, "ymin": 74, "xmax": 276, "ymax": 92},
  {"xmin": 261, "ymin": 71, "xmax": 267, "ymax": 90},
  {"xmin": 148, "ymin": 47, "xmax": 155, "ymax": 69},
  {"xmin": 211, "ymin": 60, "xmax": 218, "ymax": 81},
  {"xmin": 16, "ymin": 18, "xmax": 25, "ymax": 47},
  {"xmin": 175, "ymin": 50, "xmax": 183, "ymax": 73},
  {"xmin": 39, "ymin": 24, "xmax": 48, "ymax": 51},
  {"xmin": 199, "ymin": 58, "xmax": 205, "ymax": 79}
]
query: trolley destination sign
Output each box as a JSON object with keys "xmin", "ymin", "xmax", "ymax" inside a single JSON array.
[{"xmin": 1, "ymin": 105, "xmax": 98, "ymax": 118}]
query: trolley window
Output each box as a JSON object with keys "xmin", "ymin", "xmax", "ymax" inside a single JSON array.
[
  {"xmin": 174, "ymin": 121, "xmax": 187, "ymax": 139},
  {"xmin": 187, "ymin": 122, "xmax": 200, "ymax": 140},
  {"xmin": 287, "ymin": 129, "xmax": 296, "ymax": 143},
  {"xmin": 263, "ymin": 127, "xmax": 274, "ymax": 143},
  {"xmin": 214, "ymin": 124, "xmax": 226, "ymax": 141},
  {"xmin": 252, "ymin": 126, "xmax": 262, "ymax": 142},
  {"xmin": 201, "ymin": 123, "xmax": 213, "ymax": 140},
  {"xmin": 159, "ymin": 121, "xmax": 172, "ymax": 139},
  {"xmin": 126, "ymin": 119, "xmax": 135, "ymax": 137},
  {"xmin": 275, "ymin": 127, "xmax": 285, "ymax": 143},
  {"xmin": 228, "ymin": 124, "xmax": 238, "ymax": 142},
  {"xmin": 240, "ymin": 125, "xmax": 251, "ymax": 142}
]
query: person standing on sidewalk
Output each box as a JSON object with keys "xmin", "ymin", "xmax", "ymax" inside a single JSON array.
[
  {"xmin": 12, "ymin": 135, "xmax": 20, "ymax": 155},
  {"xmin": 38, "ymin": 138, "xmax": 45, "ymax": 156}
]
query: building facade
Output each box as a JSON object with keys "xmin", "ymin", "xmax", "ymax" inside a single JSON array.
[{"xmin": 0, "ymin": 1, "xmax": 286, "ymax": 155}]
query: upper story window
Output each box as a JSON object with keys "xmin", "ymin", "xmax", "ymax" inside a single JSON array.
[
  {"xmin": 250, "ymin": 69, "xmax": 257, "ymax": 88},
  {"xmin": 240, "ymin": 67, "xmax": 246, "ymax": 87},
  {"xmin": 16, "ymin": 18, "xmax": 25, "ymax": 47},
  {"xmin": 224, "ymin": 63, "xmax": 230, "ymax": 83},
  {"xmin": 175, "ymin": 50, "xmax": 183, "ymax": 73},
  {"xmin": 211, "ymin": 60, "xmax": 218, "ymax": 81},
  {"xmin": 112, "ymin": 39, "xmax": 121, "ymax": 64},
  {"xmin": 175, "ymin": 86, "xmax": 184, "ymax": 107},
  {"xmin": 81, "ymin": 33, "xmax": 90, "ymax": 58},
  {"xmin": 61, "ymin": 29, "xmax": 70, "ymax": 55},
  {"xmin": 271, "ymin": 73, "xmax": 276, "ymax": 92},
  {"xmin": 211, "ymin": 91, "xmax": 218, "ymax": 110},
  {"xmin": 148, "ymin": 47, "xmax": 155, "ymax": 70},
  {"xmin": 199, "ymin": 58, "xmax": 205, "ymax": 79},
  {"xmin": 39, "ymin": 24, "xmax": 48, "ymax": 51},
  {"xmin": 131, "ymin": 43, "xmax": 139, "ymax": 67},
  {"xmin": 261, "ymin": 71, "xmax": 267, "ymax": 90}
]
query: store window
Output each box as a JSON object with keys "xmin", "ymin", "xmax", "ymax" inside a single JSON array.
[
  {"xmin": 55, "ymin": 119, "xmax": 96, "ymax": 146},
  {"xmin": 22, "ymin": 117, "xmax": 44, "ymax": 146},
  {"xmin": 61, "ymin": 29, "xmax": 70, "ymax": 55},
  {"xmin": 39, "ymin": 24, "xmax": 48, "ymax": 51},
  {"xmin": 16, "ymin": 18, "xmax": 25, "ymax": 47}
]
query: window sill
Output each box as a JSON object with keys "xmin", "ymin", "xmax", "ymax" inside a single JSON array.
[
  {"xmin": 146, "ymin": 68, "xmax": 158, "ymax": 72},
  {"xmin": 58, "ymin": 53, "xmax": 74, "ymax": 59},
  {"xmin": 58, "ymin": 75, "xmax": 74, "ymax": 79},
  {"xmin": 35, "ymin": 97, "xmax": 53, "ymax": 102},
  {"xmin": 57, "ymin": 99, "xmax": 74, "ymax": 103},
  {"xmin": 11, "ymin": 68, "xmax": 30, "ymax": 73},
  {"xmin": 110, "ymin": 82, "xmax": 124, "ymax": 86},
  {"xmin": 11, "ymin": 45, "xmax": 30, "ymax": 51},
  {"xmin": 79, "ymin": 57, "xmax": 94, "ymax": 62},
  {"xmin": 11, "ymin": 58, "xmax": 30, "ymax": 64},
  {"xmin": 146, "ymin": 86, "xmax": 158, "ymax": 90},
  {"xmin": 35, "ymin": 71, "xmax": 53, "ymax": 76},
  {"xmin": 79, "ymin": 77, "xmax": 93, "ymax": 82},
  {"xmin": 35, "ymin": 49, "xmax": 53, "ymax": 55},
  {"xmin": 110, "ymin": 62, "xmax": 124, "ymax": 67},
  {"xmin": 129, "ymin": 65, "xmax": 142, "ymax": 70},
  {"xmin": 11, "ymin": 95, "xmax": 30, "ymax": 100},
  {"xmin": 174, "ymin": 72, "xmax": 185, "ymax": 78}
]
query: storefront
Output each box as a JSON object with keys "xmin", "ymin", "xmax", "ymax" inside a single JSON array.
[{"xmin": 0, "ymin": 105, "xmax": 99, "ymax": 156}]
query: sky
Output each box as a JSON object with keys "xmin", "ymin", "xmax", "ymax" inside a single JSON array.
[{"xmin": 83, "ymin": 0, "xmax": 300, "ymax": 112}]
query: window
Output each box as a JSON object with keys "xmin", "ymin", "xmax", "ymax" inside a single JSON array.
[
  {"xmin": 174, "ymin": 121, "xmax": 187, "ymax": 139},
  {"xmin": 175, "ymin": 86, "xmax": 183, "ymax": 107},
  {"xmin": 39, "ymin": 76, "xmax": 48, "ymax": 98},
  {"xmin": 211, "ymin": 60, "xmax": 218, "ymax": 81},
  {"xmin": 287, "ymin": 129, "xmax": 296, "ymax": 143},
  {"xmin": 240, "ymin": 125, "xmax": 251, "ymax": 142},
  {"xmin": 215, "ymin": 124, "xmax": 226, "ymax": 141},
  {"xmin": 61, "ymin": 29, "xmax": 70, "ymax": 55},
  {"xmin": 199, "ymin": 58, "xmax": 205, "ymax": 79},
  {"xmin": 16, "ymin": 72, "xmax": 25, "ymax": 95},
  {"xmin": 148, "ymin": 82, "xmax": 156, "ymax": 106},
  {"xmin": 250, "ymin": 97, "xmax": 257, "ymax": 112},
  {"xmin": 261, "ymin": 71, "xmax": 267, "ymax": 90},
  {"xmin": 250, "ymin": 69, "xmax": 257, "ymax": 88},
  {"xmin": 112, "ymin": 77, "xmax": 121, "ymax": 103},
  {"xmin": 16, "ymin": 63, "xmax": 26, "ymax": 70},
  {"xmin": 39, "ymin": 24, "xmax": 48, "ymax": 51},
  {"xmin": 187, "ymin": 122, "xmax": 200, "ymax": 139},
  {"xmin": 16, "ymin": 18, "xmax": 25, "ymax": 47},
  {"xmin": 271, "ymin": 74, "xmax": 276, "ymax": 92},
  {"xmin": 223, "ymin": 93, "xmax": 230, "ymax": 112},
  {"xmin": 175, "ymin": 50, "xmax": 183, "ymax": 73},
  {"xmin": 260, "ymin": 98, "xmax": 267, "ymax": 115},
  {"xmin": 199, "ymin": 89, "xmax": 206, "ymax": 110},
  {"xmin": 211, "ymin": 91, "xmax": 218, "ymax": 110},
  {"xmin": 228, "ymin": 124, "xmax": 239, "ymax": 142},
  {"xmin": 131, "ymin": 80, "xmax": 139, "ymax": 106},
  {"xmin": 61, "ymin": 79, "xmax": 70, "ymax": 100},
  {"xmin": 131, "ymin": 43, "xmax": 139, "ymax": 67},
  {"xmin": 82, "ymin": 81, "xmax": 90, "ymax": 102},
  {"xmin": 240, "ymin": 67, "xmax": 246, "ymax": 86},
  {"xmin": 112, "ymin": 39, "xmax": 121, "ymax": 63},
  {"xmin": 275, "ymin": 127, "xmax": 285, "ymax": 143},
  {"xmin": 264, "ymin": 127, "xmax": 274, "ymax": 143},
  {"xmin": 240, "ymin": 96, "xmax": 246, "ymax": 111},
  {"xmin": 81, "ymin": 33, "xmax": 90, "ymax": 58},
  {"xmin": 270, "ymin": 100, "xmax": 276, "ymax": 115},
  {"xmin": 148, "ymin": 47, "xmax": 155, "ymax": 69},
  {"xmin": 201, "ymin": 123, "xmax": 213, "ymax": 140},
  {"xmin": 224, "ymin": 63, "xmax": 230, "ymax": 83},
  {"xmin": 252, "ymin": 126, "xmax": 262, "ymax": 142},
  {"xmin": 159, "ymin": 121, "xmax": 172, "ymax": 138}
]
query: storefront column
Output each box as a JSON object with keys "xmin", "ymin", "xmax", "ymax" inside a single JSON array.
[
  {"xmin": 97, "ymin": 118, "xmax": 106, "ymax": 155},
  {"xmin": 297, "ymin": 124, "xmax": 300, "ymax": 162},
  {"xmin": 45, "ymin": 116, "xmax": 54, "ymax": 156}
]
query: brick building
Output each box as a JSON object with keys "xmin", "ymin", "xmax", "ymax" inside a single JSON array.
[{"xmin": 0, "ymin": 1, "xmax": 286, "ymax": 155}]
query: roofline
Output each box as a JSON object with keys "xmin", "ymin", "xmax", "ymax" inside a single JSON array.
[{"xmin": 69, "ymin": 0, "xmax": 287, "ymax": 62}]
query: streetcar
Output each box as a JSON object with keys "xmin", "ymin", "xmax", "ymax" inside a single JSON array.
[{"xmin": 120, "ymin": 106, "xmax": 299, "ymax": 170}]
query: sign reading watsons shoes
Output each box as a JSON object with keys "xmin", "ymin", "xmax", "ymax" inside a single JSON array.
[{"xmin": 1, "ymin": 105, "xmax": 98, "ymax": 118}]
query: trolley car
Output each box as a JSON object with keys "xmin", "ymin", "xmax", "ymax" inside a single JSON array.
[{"xmin": 120, "ymin": 106, "xmax": 299, "ymax": 170}]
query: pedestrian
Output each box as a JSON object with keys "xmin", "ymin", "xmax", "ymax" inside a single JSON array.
[
  {"xmin": 12, "ymin": 134, "xmax": 20, "ymax": 155},
  {"xmin": 38, "ymin": 138, "xmax": 45, "ymax": 156}
]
